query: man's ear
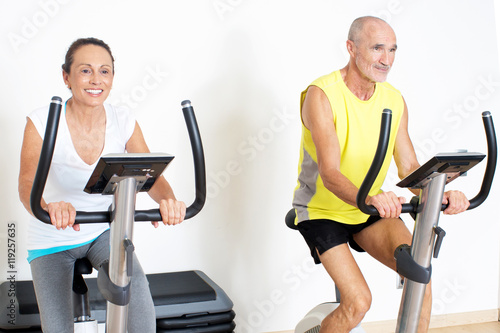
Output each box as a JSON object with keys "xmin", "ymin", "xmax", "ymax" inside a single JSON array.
[{"xmin": 346, "ymin": 40, "xmax": 356, "ymax": 58}]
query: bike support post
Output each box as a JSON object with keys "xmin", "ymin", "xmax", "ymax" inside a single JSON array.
[
  {"xmin": 396, "ymin": 173, "xmax": 447, "ymax": 333},
  {"xmin": 106, "ymin": 177, "xmax": 137, "ymax": 333}
]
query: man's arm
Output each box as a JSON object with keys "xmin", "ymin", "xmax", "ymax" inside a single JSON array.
[
  {"xmin": 393, "ymin": 98, "xmax": 470, "ymax": 214},
  {"xmin": 302, "ymin": 86, "xmax": 359, "ymax": 206},
  {"xmin": 303, "ymin": 86, "xmax": 404, "ymax": 218},
  {"xmin": 393, "ymin": 99, "xmax": 421, "ymax": 196}
]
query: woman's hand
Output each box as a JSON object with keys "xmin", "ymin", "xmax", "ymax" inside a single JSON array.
[
  {"xmin": 46, "ymin": 201, "xmax": 79, "ymax": 231},
  {"xmin": 152, "ymin": 198, "xmax": 186, "ymax": 228}
]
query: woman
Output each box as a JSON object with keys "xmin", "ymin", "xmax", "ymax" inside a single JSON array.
[{"xmin": 18, "ymin": 37, "xmax": 185, "ymax": 332}]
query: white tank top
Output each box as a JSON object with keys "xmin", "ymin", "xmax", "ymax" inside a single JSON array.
[{"xmin": 27, "ymin": 101, "xmax": 135, "ymax": 253}]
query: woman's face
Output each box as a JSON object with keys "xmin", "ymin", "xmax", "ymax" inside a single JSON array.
[{"xmin": 63, "ymin": 44, "xmax": 114, "ymax": 108}]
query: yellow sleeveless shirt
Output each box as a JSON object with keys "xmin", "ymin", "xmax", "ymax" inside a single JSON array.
[{"xmin": 293, "ymin": 70, "xmax": 404, "ymax": 225}]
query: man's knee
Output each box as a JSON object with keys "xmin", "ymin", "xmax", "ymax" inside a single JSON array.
[
  {"xmin": 341, "ymin": 289, "xmax": 372, "ymax": 323},
  {"xmin": 353, "ymin": 292, "xmax": 372, "ymax": 317}
]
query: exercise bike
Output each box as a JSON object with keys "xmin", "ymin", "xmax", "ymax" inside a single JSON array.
[
  {"xmin": 30, "ymin": 96, "xmax": 207, "ymax": 333},
  {"xmin": 286, "ymin": 109, "xmax": 497, "ymax": 333}
]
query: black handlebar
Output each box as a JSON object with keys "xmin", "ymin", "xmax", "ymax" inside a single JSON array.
[
  {"xmin": 468, "ymin": 111, "xmax": 497, "ymax": 209},
  {"xmin": 31, "ymin": 97, "xmax": 64, "ymax": 224},
  {"xmin": 356, "ymin": 109, "xmax": 395, "ymax": 215},
  {"xmin": 30, "ymin": 97, "xmax": 206, "ymax": 224},
  {"xmin": 356, "ymin": 110, "xmax": 497, "ymax": 216},
  {"xmin": 134, "ymin": 100, "xmax": 206, "ymax": 221}
]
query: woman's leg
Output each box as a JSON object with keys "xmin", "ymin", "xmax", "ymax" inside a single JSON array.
[
  {"xmin": 30, "ymin": 251, "xmax": 78, "ymax": 332},
  {"xmin": 87, "ymin": 230, "xmax": 156, "ymax": 332},
  {"xmin": 127, "ymin": 255, "xmax": 156, "ymax": 333}
]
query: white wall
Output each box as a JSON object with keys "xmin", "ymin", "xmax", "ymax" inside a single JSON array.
[{"xmin": 0, "ymin": 1, "xmax": 499, "ymax": 332}]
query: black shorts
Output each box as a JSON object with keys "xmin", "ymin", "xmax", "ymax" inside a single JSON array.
[{"xmin": 297, "ymin": 215, "xmax": 382, "ymax": 264}]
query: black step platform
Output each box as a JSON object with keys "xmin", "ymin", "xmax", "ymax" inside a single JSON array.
[{"xmin": 0, "ymin": 270, "xmax": 235, "ymax": 332}]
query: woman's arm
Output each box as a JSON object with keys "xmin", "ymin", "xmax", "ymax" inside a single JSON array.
[
  {"xmin": 18, "ymin": 118, "xmax": 78, "ymax": 230},
  {"xmin": 125, "ymin": 122, "xmax": 186, "ymax": 226}
]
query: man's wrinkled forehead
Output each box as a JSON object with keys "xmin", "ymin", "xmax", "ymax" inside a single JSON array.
[{"xmin": 360, "ymin": 20, "xmax": 397, "ymax": 45}]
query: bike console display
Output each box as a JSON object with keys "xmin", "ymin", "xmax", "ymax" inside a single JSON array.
[
  {"xmin": 84, "ymin": 153, "xmax": 175, "ymax": 195},
  {"xmin": 396, "ymin": 152, "xmax": 486, "ymax": 189}
]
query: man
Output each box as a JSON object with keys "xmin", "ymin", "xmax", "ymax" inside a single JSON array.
[{"xmin": 292, "ymin": 16, "xmax": 469, "ymax": 333}]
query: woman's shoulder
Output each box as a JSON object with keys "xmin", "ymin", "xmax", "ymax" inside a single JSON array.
[
  {"xmin": 28, "ymin": 104, "xmax": 50, "ymax": 120},
  {"xmin": 104, "ymin": 102, "xmax": 130, "ymax": 114},
  {"xmin": 104, "ymin": 103, "xmax": 136, "ymax": 121},
  {"xmin": 27, "ymin": 104, "xmax": 52, "ymax": 135},
  {"xmin": 104, "ymin": 103, "xmax": 136, "ymax": 139}
]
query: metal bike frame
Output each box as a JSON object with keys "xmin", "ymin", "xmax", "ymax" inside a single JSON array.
[
  {"xmin": 106, "ymin": 177, "xmax": 137, "ymax": 333},
  {"xmin": 396, "ymin": 173, "xmax": 447, "ymax": 332},
  {"xmin": 356, "ymin": 110, "xmax": 496, "ymax": 333}
]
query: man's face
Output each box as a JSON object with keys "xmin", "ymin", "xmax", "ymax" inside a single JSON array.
[{"xmin": 351, "ymin": 21, "xmax": 397, "ymax": 83}]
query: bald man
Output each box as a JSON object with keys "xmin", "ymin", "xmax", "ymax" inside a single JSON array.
[{"xmin": 292, "ymin": 16, "xmax": 469, "ymax": 332}]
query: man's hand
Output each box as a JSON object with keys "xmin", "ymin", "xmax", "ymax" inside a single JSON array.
[
  {"xmin": 442, "ymin": 190, "xmax": 469, "ymax": 215},
  {"xmin": 366, "ymin": 192, "xmax": 406, "ymax": 218}
]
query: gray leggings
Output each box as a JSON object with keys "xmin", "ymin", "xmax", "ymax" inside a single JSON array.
[{"xmin": 29, "ymin": 230, "xmax": 156, "ymax": 332}]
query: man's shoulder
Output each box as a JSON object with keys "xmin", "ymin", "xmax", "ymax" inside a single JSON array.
[
  {"xmin": 301, "ymin": 71, "xmax": 343, "ymax": 103},
  {"xmin": 378, "ymin": 81, "xmax": 402, "ymax": 96},
  {"xmin": 310, "ymin": 70, "xmax": 343, "ymax": 89}
]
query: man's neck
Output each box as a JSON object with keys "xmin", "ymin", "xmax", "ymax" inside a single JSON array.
[{"xmin": 340, "ymin": 64, "xmax": 376, "ymax": 101}]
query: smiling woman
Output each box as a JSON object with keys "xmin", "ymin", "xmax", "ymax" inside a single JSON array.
[
  {"xmin": 63, "ymin": 40, "xmax": 114, "ymax": 103},
  {"xmin": 17, "ymin": 37, "xmax": 186, "ymax": 333},
  {"xmin": 62, "ymin": 41, "xmax": 113, "ymax": 165}
]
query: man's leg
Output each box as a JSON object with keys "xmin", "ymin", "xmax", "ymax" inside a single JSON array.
[
  {"xmin": 318, "ymin": 243, "xmax": 372, "ymax": 333},
  {"xmin": 352, "ymin": 218, "xmax": 432, "ymax": 333}
]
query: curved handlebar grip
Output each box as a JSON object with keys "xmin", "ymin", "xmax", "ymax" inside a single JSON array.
[
  {"xmin": 467, "ymin": 111, "xmax": 497, "ymax": 210},
  {"xmin": 30, "ymin": 97, "xmax": 63, "ymax": 224},
  {"xmin": 180, "ymin": 100, "xmax": 207, "ymax": 219},
  {"xmin": 31, "ymin": 97, "xmax": 206, "ymax": 224},
  {"xmin": 358, "ymin": 111, "xmax": 497, "ymax": 217},
  {"xmin": 431, "ymin": 111, "xmax": 496, "ymax": 212},
  {"xmin": 134, "ymin": 100, "xmax": 206, "ymax": 221},
  {"xmin": 356, "ymin": 109, "xmax": 395, "ymax": 215}
]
